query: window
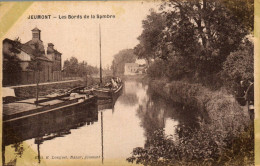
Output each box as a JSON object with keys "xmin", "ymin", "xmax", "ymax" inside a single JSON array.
[{"xmin": 33, "ymin": 33, "xmax": 38, "ymax": 38}]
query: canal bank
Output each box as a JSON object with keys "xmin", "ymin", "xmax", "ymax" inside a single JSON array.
[
  {"xmin": 127, "ymin": 78, "xmax": 254, "ymax": 165},
  {"xmin": 149, "ymin": 79, "xmax": 251, "ymax": 126}
]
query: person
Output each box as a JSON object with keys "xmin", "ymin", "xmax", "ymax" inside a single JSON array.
[
  {"xmin": 235, "ymin": 80, "xmax": 247, "ymax": 106},
  {"xmin": 111, "ymin": 78, "xmax": 118, "ymax": 88},
  {"xmin": 104, "ymin": 82, "xmax": 112, "ymax": 88},
  {"xmin": 245, "ymin": 81, "xmax": 254, "ymax": 120}
]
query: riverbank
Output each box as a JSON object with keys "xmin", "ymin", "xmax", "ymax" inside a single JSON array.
[
  {"xmin": 149, "ymin": 79, "xmax": 250, "ymax": 126},
  {"xmin": 128, "ymin": 78, "xmax": 254, "ymax": 165}
]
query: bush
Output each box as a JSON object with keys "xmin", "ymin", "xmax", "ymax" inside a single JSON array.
[
  {"xmin": 127, "ymin": 123, "xmax": 254, "ymax": 166},
  {"xmin": 221, "ymin": 39, "xmax": 253, "ymax": 92},
  {"xmin": 165, "ymin": 57, "xmax": 193, "ymax": 81},
  {"xmin": 147, "ymin": 59, "xmax": 167, "ymax": 78},
  {"xmin": 127, "ymin": 79, "xmax": 253, "ymax": 165}
]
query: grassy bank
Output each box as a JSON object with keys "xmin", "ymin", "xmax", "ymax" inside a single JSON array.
[
  {"xmin": 128, "ymin": 79, "xmax": 254, "ymax": 165},
  {"xmin": 149, "ymin": 79, "xmax": 250, "ymax": 129}
]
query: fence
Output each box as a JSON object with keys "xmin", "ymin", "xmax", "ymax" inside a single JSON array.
[{"xmin": 3, "ymin": 71, "xmax": 81, "ymax": 87}]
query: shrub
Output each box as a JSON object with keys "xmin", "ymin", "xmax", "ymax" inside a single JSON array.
[
  {"xmin": 127, "ymin": 79, "xmax": 253, "ymax": 165},
  {"xmin": 147, "ymin": 59, "xmax": 167, "ymax": 78},
  {"xmin": 221, "ymin": 39, "xmax": 253, "ymax": 92},
  {"xmin": 127, "ymin": 122, "xmax": 254, "ymax": 166}
]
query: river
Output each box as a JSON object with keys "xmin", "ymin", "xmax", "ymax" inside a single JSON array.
[{"xmin": 3, "ymin": 77, "xmax": 200, "ymax": 166}]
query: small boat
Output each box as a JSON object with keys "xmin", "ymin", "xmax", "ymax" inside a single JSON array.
[{"xmin": 3, "ymin": 87, "xmax": 97, "ymax": 122}]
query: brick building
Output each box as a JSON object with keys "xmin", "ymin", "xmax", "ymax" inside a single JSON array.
[{"xmin": 2, "ymin": 27, "xmax": 62, "ymax": 86}]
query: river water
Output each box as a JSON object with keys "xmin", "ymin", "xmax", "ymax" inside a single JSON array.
[{"xmin": 3, "ymin": 78, "xmax": 199, "ymax": 165}]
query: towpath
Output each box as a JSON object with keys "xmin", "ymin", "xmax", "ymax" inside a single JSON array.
[{"xmin": 4, "ymin": 79, "xmax": 81, "ymax": 88}]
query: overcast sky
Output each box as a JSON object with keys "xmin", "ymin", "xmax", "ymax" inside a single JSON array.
[{"xmin": 4, "ymin": 1, "xmax": 160, "ymax": 68}]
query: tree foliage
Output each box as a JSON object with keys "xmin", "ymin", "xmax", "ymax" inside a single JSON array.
[
  {"xmin": 3, "ymin": 39, "xmax": 22, "ymax": 85},
  {"xmin": 111, "ymin": 49, "xmax": 136, "ymax": 75},
  {"xmin": 221, "ymin": 38, "xmax": 254, "ymax": 91},
  {"xmin": 63, "ymin": 57, "xmax": 98, "ymax": 76},
  {"xmin": 221, "ymin": 0, "xmax": 254, "ymax": 32},
  {"xmin": 63, "ymin": 57, "xmax": 79, "ymax": 75},
  {"xmin": 3, "ymin": 39, "xmax": 22, "ymax": 73},
  {"xmin": 27, "ymin": 43, "xmax": 44, "ymax": 72},
  {"xmin": 137, "ymin": 0, "xmax": 253, "ymax": 85},
  {"xmin": 134, "ymin": 10, "xmax": 166, "ymax": 64}
]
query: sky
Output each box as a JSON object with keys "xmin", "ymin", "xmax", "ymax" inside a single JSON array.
[{"xmin": 3, "ymin": 1, "xmax": 160, "ymax": 68}]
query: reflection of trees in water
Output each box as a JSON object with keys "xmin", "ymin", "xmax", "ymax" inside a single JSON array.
[
  {"xmin": 128, "ymin": 83, "xmax": 209, "ymax": 165},
  {"xmin": 147, "ymin": 84, "xmax": 202, "ymax": 127},
  {"xmin": 124, "ymin": 81, "xmax": 145, "ymax": 94},
  {"xmin": 136, "ymin": 84, "xmax": 202, "ymax": 149},
  {"xmin": 118, "ymin": 80, "xmax": 147, "ymax": 106},
  {"xmin": 118, "ymin": 93, "xmax": 139, "ymax": 106},
  {"xmin": 136, "ymin": 97, "xmax": 168, "ymax": 148}
]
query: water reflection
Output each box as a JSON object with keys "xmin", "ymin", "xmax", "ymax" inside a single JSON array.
[
  {"xmin": 3, "ymin": 78, "xmax": 201, "ymax": 165},
  {"xmin": 3, "ymin": 103, "xmax": 98, "ymax": 165}
]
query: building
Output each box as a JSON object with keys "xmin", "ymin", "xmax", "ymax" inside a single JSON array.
[
  {"xmin": 46, "ymin": 43, "xmax": 62, "ymax": 71},
  {"xmin": 124, "ymin": 63, "xmax": 139, "ymax": 75},
  {"xmin": 2, "ymin": 27, "xmax": 62, "ymax": 86},
  {"xmin": 124, "ymin": 62, "xmax": 147, "ymax": 75}
]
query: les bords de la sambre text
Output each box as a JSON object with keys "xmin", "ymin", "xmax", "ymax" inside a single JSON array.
[{"xmin": 27, "ymin": 14, "xmax": 116, "ymax": 19}]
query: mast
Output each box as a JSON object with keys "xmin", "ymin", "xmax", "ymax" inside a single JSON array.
[
  {"xmin": 99, "ymin": 24, "xmax": 102, "ymax": 84},
  {"xmin": 37, "ymin": 142, "xmax": 41, "ymax": 163},
  {"xmin": 101, "ymin": 111, "xmax": 104, "ymax": 164},
  {"xmin": 35, "ymin": 137, "xmax": 42, "ymax": 164},
  {"xmin": 2, "ymin": 141, "xmax": 5, "ymax": 166}
]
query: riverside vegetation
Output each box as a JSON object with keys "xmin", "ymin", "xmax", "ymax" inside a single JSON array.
[{"xmin": 127, "ymin": 0, "xmax": 254, "ymax": 165}]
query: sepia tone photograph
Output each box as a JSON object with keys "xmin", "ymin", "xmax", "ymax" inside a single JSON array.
[{"xmin": 0, "ymin": 0, "xmax": 257, "ymax": 166}]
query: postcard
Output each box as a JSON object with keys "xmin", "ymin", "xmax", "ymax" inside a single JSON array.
[{"xmin": 0, "ymin": 1, "xmax": 258, "ymax": 166}]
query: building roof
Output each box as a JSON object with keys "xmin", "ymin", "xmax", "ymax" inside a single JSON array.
[
  {"xmin": 32, "ymin": 27, "xmax": 41, "ymax": 32},
  {"xmin": 3, "ymin": 38, "xmax": 19, "ymax": 45},
  {"xmin": 47, "ymin": 46, "xmax": 62, "ymax": 55},
  {"xmin": 54, "ymin": 49, "xmax": 62, "ymax": 55},
  {"xmin": 47, "ymin": 48, "xmax": 62, "ymax": 55},
  {"xmin": 35, "ymin": 56, "xmax": 53, "ymax": 62},
  {"xmin": 20, "ymin": 44, "xmax": 34, "ymax": 55},
  {"xmin": 20, "ymin": 44, "xmax": 52, "ymax": 62}
]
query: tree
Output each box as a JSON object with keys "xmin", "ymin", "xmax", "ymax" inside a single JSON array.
[
  {"xmin": 3, "ymin": 39, "xmax": 22, "ymax": 85},
  {"xmin": 78, "ymin": 61, "xmax": 87, "ymax": 77},
  {"xmin": 159, "ymin": 0, "xmax": 249, "ymax": 75},
  {"xmin": 221, "ymin": 0, "xmax": 254, "ymax": 32},
  {"xmin": 222, "ymin": 38, "xmax": 253, "ymax": 91},
  {"xmin": 27, "ymin": 43, "xmax": 43, "ymax": 72},
  {"xmin": 26, "ymin": 43, "xmax": 44, "ymax": 105},
  {"xmin": 134, "ymin": 10, "xmax": 166, "ymax": 64},
  {"xmin": 63, "ymin": 57, "xmax": 98, "ymax": 77},
  {"xmin": 111, "ymin": 49, "xmax": 136, "ymax": 75},
  {"xmin": 63, "ymin": 57, "xmax": 79, "ymax": 76},
  {"xmin": 137, "ymin": 0, "xmax": 253, "ymax": 83}
]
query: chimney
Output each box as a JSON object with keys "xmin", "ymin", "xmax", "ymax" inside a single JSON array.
[
  {"xmin": 31, "ymin": 27, "xmax": 41, "ymax": 40},
  {"xmin": 48, "ymin": 43, "xmax": 54, "ymax": 50}
]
